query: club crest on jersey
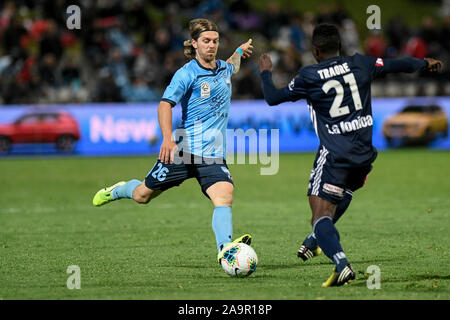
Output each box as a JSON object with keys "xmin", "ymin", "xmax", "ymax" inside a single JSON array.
[
  {"xmin": 201, "ymin": 81, "xmax": 211, "ymax": 98},
  {"xmin": 375, "ymin": 58, "xmax": 384, "ymax": 66}
]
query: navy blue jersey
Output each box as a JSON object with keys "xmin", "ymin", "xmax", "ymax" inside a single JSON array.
[{"xmin": 261, "ymin": 53, "xmax": 427, "ymax": 167}]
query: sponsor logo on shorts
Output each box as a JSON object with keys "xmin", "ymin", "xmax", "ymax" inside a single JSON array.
[{"xmin": 323, "ymin": 183, "xmax": 344, "ymax": 197}]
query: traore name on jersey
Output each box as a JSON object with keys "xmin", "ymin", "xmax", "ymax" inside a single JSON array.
[
  {"xmin": 316, "ymin": 61, "xmax": 374, "ymax": 136},
  {"xmin": 261, "ymin": 52, "xmax": 428, "ymax": 167},
  {"xmin": 288, "ymin": 54, "xmax": 380, "ymax": 167},
  {"xmin": 317, "ymin": 62, "xmax": 351, "ymax": 80}
]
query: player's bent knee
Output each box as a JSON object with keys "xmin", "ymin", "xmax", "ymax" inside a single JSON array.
[
  {"xmin": 134, "ymin": 194, "xmax": 150, "ymax": 204},
  {"xmin": 214, "ymin": 195, "xmax": 233, "ymax": 207},
  {"xmin": 209, "ymin": 191, "xmax": 233, "ymax": 207},
  {"xmin": 132, "ymin": 191, "xmax": 149, "ymax": 204},
  {"xmin": 206, "ymin": 181, "xmax": 234, "ymax": 207},
  {"xmin": 209, "ymin": 193, "xmax": 234, "ymax": 207},
  {"xmin": 132, "ymin": 184, "xmax": 155, "ymax": 204}
]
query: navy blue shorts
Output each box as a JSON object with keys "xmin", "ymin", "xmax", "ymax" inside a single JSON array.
[
  {"xmin": 145, "ymin": 153, "xmax": 233, "ymax": 198},
  {"xmin": 307, "ymin": 146, "xmax": 372, "ymax": 204}
]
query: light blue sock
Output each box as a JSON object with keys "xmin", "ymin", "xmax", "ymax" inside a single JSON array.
[
  {"xmin": 212, "ymin": 206, "xmax": 233, "ymax": 253},
  {"xmin": 111, "ymin": 179, "xmax": 141, "ymax": 200}
]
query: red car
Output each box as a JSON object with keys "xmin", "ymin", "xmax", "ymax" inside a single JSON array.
[{"xmin": 0, "ymin": 110, "xmax": 80, "ymax": 153}]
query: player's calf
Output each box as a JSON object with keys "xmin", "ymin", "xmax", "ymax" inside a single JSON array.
[
  {"xmin": 132, "ymin": 183, "xmax": 161, "ymax": 204},
  {"xmin": 93, "ymin": 180, "xmax": 160, "ymax": 206}
]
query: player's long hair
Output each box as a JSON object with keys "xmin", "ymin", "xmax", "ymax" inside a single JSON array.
[{"xmin": 184, "ymin": 18, "xmax": 219, "ymax": 60}]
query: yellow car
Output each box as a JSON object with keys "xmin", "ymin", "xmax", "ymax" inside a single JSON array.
[{"xmin": 382, "ymin": 105, "xmax": 448, "ymax": 145}]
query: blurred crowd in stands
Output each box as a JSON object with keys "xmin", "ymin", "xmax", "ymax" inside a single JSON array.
[{"xmin": 1, "ymin": 0, "xmax": 450, "ymax": 105}]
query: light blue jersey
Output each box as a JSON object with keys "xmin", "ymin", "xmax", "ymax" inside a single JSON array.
[{"xmin": 162, "ymin": 59, "xmax": 234, "ymax": 159}]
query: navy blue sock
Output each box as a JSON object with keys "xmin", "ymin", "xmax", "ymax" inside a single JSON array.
[
  {"xmin": 302, "ymin": 232, "xmax": 318, "ymax": 250},
  {"xmin": 332, "ymin": 190, "xmax": 353, "ymax": 224},
  {"xmin": 111, "ymin": 179, "xmax": 141, "ymax": 200},
  {"xmin": 302, "ymin": 193, "xmax": 350, "ymax": 249},
  {"xmin": 313, "ymin": 216, "xmax": 348, "ymax": 272},
  {"xmin": 302, "ymin": 230, "xmax": 340, "ymax": 249}
]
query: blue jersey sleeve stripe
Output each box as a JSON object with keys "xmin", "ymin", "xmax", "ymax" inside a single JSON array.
[{"xmin": 161, "ymin": 98, "xmax": 176, "ymax": 107}]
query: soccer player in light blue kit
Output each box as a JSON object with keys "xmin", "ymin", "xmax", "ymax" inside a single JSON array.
[{"xmin": 93, "ymin": 19, "xmax": 254, "ymax": 264}]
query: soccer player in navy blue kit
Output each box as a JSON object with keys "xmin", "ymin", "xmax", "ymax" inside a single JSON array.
[
  {"xmin": 259, "ymin": 24, "xmax": 442, "ymax": 286},
  {"xmin": 93, "ymin": 19, "xmax": 254, "ymax": 264}
]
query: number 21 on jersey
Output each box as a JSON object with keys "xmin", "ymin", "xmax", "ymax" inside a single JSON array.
[{"xmin": 322, "ymin": 73, "xmax": 362, "ymax": 118}]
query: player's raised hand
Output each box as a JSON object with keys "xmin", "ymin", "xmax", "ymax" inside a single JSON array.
[
  {"xmin": 159, "ymin": 139, "xmax": 177, "ymax": 164},
  {"xmin": 424, "ymin": 58, "xmax": 443, "ymax": 72},
  {"xmin": 239, "ymin": 39, "xmax": 253, "ymax": 59},
  {"xmin": 258, "ymin": 53, "xmax": 273, "ymax": 72}
]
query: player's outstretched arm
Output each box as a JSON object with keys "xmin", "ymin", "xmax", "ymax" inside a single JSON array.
[
  {"xmin": 375, "ymin": 56, "xmax": 443, "ymax": 75},
  {"xmin": 259, "ymin": 53, "xmax": 295, "ymax": 106},
  {"xmin": 226, "ymin": 39, "xmax": 253, "ymax": 74},
  {"xmin": 158, "ymin": 101, "xmax": 177, "ymax": 164}
]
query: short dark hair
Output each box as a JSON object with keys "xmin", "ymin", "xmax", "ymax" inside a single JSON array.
[{"xmin": 312, "ymin": 24, "xmax": 341, "ymax": 54}]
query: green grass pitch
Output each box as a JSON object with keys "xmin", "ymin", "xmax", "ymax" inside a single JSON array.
[{"xmin": 0, "ymin": 149, "xmax": 449, "ymax": 299}]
